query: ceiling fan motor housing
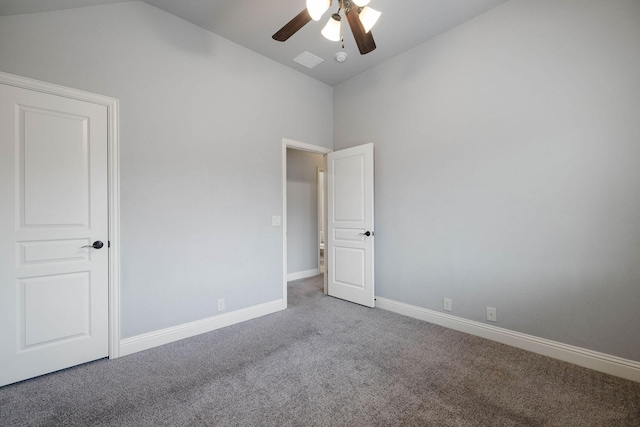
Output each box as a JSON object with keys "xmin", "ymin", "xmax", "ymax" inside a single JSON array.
[{"xmin": 341, "ymin": 0, "xmax": 359, "ymax": 13}]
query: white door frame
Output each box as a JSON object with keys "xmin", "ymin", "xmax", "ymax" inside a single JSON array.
[
  {"xmin": 316, "ymin": 167, "xmax": 325, "ymax": 274},
  {"xmin": 282, "ymin": 138, "xmax": 331, "ymax": 308},
  {"xmin": 0, "ymin": 72, "xmax": 121, "ymax": 359}
]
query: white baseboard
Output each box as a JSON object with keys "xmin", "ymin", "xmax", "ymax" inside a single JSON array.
[
  {"xmin": 287, "ymin": 268, "xmax": 320, "ymax": 281},
  {"xmin": 120, "ymin": 299, "xmax": 285, "ymax": 357},
  {"xmin": 375, "ymin": 297, "xmax": 640, "ymax": 383}
]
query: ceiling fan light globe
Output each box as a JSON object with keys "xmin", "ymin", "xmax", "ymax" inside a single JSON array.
[
  {"xmin": 321, "ymin": 15, "xmax": 342, "ymax": 42},
  {"xmin": 307, "ymin": 0, "xmax": 330, "ymax": 21},
  {"xmin": 352, "ymin": 0, "xmax": 371, "ymax": 6},
  {"xmin": 359, "ymin": 6, "xmax": 381, "ymax": 33}
]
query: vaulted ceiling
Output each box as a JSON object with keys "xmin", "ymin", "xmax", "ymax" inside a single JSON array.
[{"xmin": 0, "ymin": 0, "xmax": 509, "ymax": 85}]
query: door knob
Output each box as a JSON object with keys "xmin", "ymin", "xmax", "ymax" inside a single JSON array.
[
  {"xmin": 81, "ymin": 241, "xmax": 104, "ymax": 249},
  {"xmin": 359, "ymin": 231, "xmax": 373, "ymax": 237}
]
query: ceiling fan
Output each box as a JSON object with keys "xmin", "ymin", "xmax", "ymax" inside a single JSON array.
[{"xmin": 272, "ymin": 0, "xmax": 381, "ymax": 55}]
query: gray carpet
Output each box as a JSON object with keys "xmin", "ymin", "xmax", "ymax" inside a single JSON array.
[{"xmin": 1, "ymin": 274, "xmax": 639, "ymax": 426}]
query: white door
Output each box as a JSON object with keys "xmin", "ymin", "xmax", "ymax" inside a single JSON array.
[
  {"xmin": 327, "ymin": 143, "xmax": 374, "ymax": 307},
  {"xmin": 0, "ymin": 83, "xmax": 109, "ymax": 387}
]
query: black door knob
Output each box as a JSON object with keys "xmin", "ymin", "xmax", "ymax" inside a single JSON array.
[{"xmin": 82, "ymin": 241, "xmax": 104, "ymax": 249}]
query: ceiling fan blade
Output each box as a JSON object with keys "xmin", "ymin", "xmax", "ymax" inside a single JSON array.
[
  {"xmin": 345, "ymin": 8, "xmax": 376, "ymax": 55},
  {"xmin": 272, "ymin": 9, "xmax": 312, "ymax": 42}
]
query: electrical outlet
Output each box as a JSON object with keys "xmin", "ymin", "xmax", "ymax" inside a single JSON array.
[
  {"xmin": 217, "ymin": 298, "xmax": 225, "ymax": 312},
  {"xmin": 443, "ymin": 298, "xmax": 452, "ymax": 312},
  {"xmin": 486, "ymin": 307, "xmax": 497, "ymax": 322}
]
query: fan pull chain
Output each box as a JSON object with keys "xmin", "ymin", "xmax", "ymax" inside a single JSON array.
[{"xmin": 340, "ymin": 11, "xmax": 345, "ymax": 48}]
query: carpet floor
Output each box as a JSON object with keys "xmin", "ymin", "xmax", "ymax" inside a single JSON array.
[{"xmin": 1, "ymin": 274, "xmax": 639, "ymax": 426}]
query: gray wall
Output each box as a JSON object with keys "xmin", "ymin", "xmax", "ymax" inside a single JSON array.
[
  {"xmin": 286, "ymin": 149, "xmax": 324, "ymax": 274},
  {"xmin": 0, "ymin": 1, "xmax": 333, "ymax": 338},
  {"xmin": 334, "ymin": 0, "xmax": 640, "ymax": 361}
]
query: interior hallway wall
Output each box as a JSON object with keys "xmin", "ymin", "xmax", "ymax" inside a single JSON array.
[{"xmin": 286, "ymin": 149, "xmax": 324, "ymax": 275}]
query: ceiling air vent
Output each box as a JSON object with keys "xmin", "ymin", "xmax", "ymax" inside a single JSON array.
[{"xmin": 293, "ymin": 51, "xmax": 324, "ymax": 69}]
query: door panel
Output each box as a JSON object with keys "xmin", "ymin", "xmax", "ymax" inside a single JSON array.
[
  {"xmin": 327, "ymin": 143, "xmax": 374, "ymax": 307},
  {"xmin": 333, "ymin": 155, "xmax": 365, "ymax": 222},
  {"xmin": 21, "ymin": 272, "xmax": 90, "ymax": 347},
  {"xmin": 334, "ymin": 247, "xmax": 365, "ymax": 287},
  {"xmin": 21, "ymin": 107, "xmax": 91, "ymax": 227},
  {"xmin": 0, "ymin": 84, "xmax": 109, "ymax": 387}
]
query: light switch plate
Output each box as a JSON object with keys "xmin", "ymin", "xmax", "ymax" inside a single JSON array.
[{"xmin": 272, "ymin": 215, "xmax": 282, "ymax": 226}]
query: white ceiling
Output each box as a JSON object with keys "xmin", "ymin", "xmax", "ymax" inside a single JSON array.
[{"xmin": 0, "ymin": 0, "xmax": 509, "ymax": 86}]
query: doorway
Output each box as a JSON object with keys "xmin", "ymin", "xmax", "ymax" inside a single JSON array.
[
  {"xmin": 281, "ymin": 139, "xmax": 331, "ymax": 308},
  {"xmin": 282, "ymin": 139, "xmax": 376, "ymax": 308}
]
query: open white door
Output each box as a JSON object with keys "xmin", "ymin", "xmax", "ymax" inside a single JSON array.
[
  {"xmin": 0, "ymin": 83, "xmax": 109, "ymax": 386},
  {"xmin": 327, "ymin": 143, "xmax": 374, "ymax": 307}
]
